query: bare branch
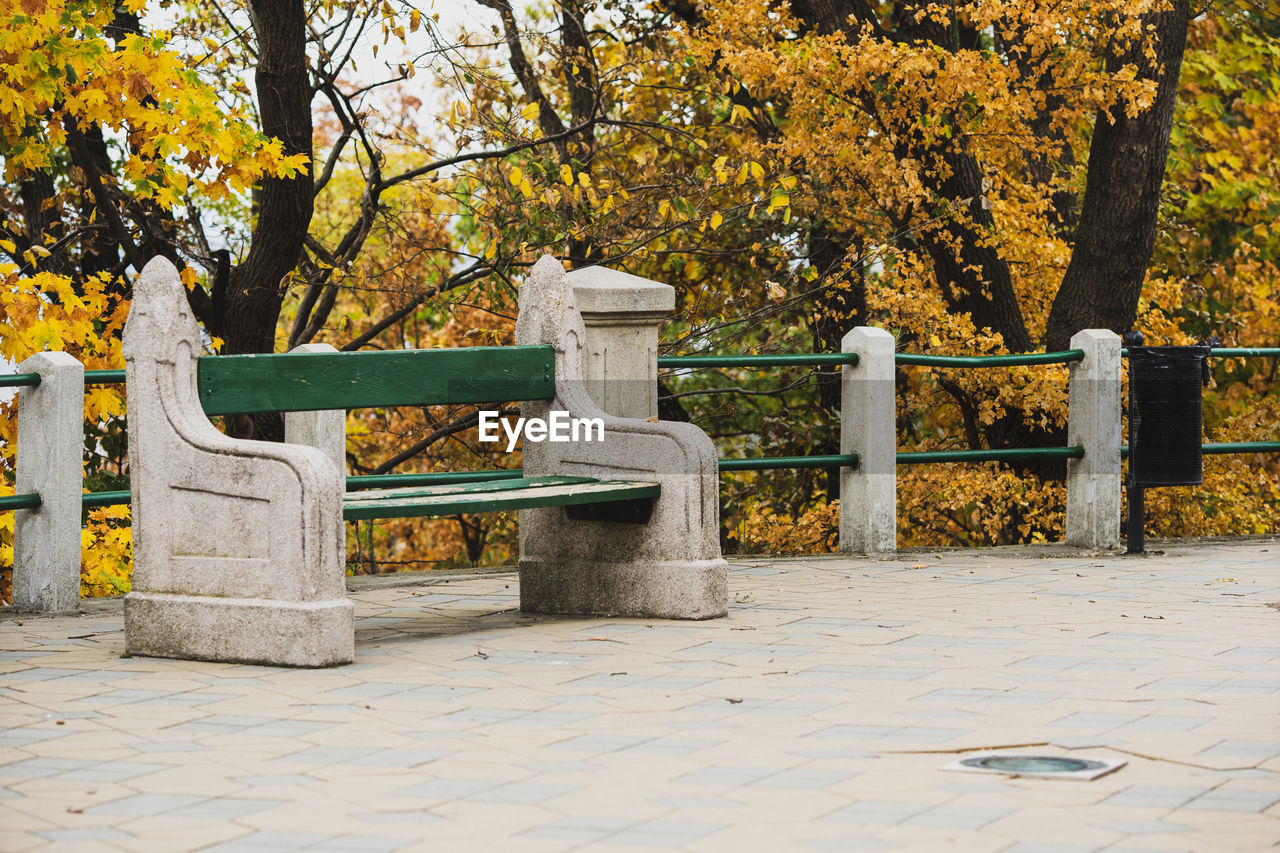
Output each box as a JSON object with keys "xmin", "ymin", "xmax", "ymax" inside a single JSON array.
[
  {"xmin": 474, "ymin": 0, "xmax": 568, "ymax": 147},
  {"xmin": 370, "ymin": 405, "xmax": 520, "ymax": 474},
  {"xmin": 341, "ymin": 260, "xmax": 491, "ymax": 351}
]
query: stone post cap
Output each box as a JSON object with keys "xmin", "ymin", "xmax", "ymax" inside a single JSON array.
[
  {"xmin": 566, "ymin": 266, "xmax": 675, "ymax": 317},
  {"xmin": 1069, "ymin": 328, "xmax": 1122, "ymax": 345}
]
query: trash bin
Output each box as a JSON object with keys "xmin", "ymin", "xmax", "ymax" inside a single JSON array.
[{"xmin": 1128, "ymin": 345, "xmax": 1211, "ymax": 487}]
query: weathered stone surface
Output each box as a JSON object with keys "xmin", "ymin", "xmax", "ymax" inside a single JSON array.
[
  {"xmin": 517, "ymin": 257, "xmax": 727, "ymax": 618},
  {"xmin": 840, "ymin": 327, "xmax": 897, "ymax": 555},
  {"xmin": 125, "ymin": 593, "xmax": 353, "ymax": 668},
  {"xmin": 1066, "ymin": 329, "xmax": 1122, "ymax": 549},
  {"xmin": 567, "ymin": 265, "xmax": 674, "ymax": 420},
  {"xmin": 13, "ymin": 351, "xmax": 84, "ymax": 614},
  {"xmin": 122, "ymin": 258, "xmax": 352, "ymax": 667},
  {"xmin": 283, "ymin": 343, "xmax": 346, "ymax": 477}
]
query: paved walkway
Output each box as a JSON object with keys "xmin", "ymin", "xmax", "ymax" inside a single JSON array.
[{"xmin": 2, "ymin": 540, "xmax": 1279, "ymax": 852}]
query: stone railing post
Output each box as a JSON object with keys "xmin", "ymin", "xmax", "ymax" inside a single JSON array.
[
  {"xmin": 840, "ymin": 327, "xmax": 896, "ymax": 555},
  {"xmin": 567, "ymin": 266, "xmax": 675, "ymax": 419},
  {"xmin": 13, "ymin": 352, "xmax": 84, "ymax": 613},
  {"xmin": 1066, "ymin": 329, "xmax": 1122, "ymax": 549},
  {"xmin": 283, "ymin": 343, "xmax": 346, "ymax": 478}
]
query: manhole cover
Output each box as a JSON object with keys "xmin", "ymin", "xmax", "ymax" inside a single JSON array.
[
  {"xmin": 943, "ymin": 752, "xmax": 1125, "ymax": 780},
  {"xmin": 968, "ymin": 756, "xmax": 1101, "ymax": 773}
]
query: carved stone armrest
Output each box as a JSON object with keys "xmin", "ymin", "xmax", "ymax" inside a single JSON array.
[
  {"xmin": 122, "ymin": 258, "xmax": 352, "ymax": 667},
  {"xmin": 515, "ymin": 256, "xmax": 727, "ymax": 618}
]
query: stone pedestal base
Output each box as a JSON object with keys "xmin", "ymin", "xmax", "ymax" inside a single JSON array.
[
  {"xmin": 124, "ymin": 593, "xmax": 354, "ymax": 667},
  {"xmin": 519, "ymin": 558, "xmax": 728, "ymax": 619}
]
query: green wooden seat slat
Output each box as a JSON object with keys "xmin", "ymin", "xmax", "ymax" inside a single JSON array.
[
  {"xmin": 343, "ymin": 475, "xmax": 597, "ymax": 503},
  {"xmin": 342, "ymin": 480, "xmax": 661, "ymax": 521},
  {"xmin": 198, "ymin": 345, "xmax": 555, "ymax": 415}
]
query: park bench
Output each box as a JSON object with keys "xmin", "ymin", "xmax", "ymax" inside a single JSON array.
[
  {"xmin": 123, "ymin": 256, "xmax": 727, "ymax": 668},
  {"xmin": 197, "ymin": 347, "xmax": 663, "ymax": 523}
]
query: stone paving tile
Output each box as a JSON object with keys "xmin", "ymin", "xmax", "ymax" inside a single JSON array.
[
  {"xmin": 1184, "ymin": 787, "xmax": 1280, "ymax": 812},
  {"xmin": 1094, "ymin": 818, "xmax": 1189, "ymax": 835},
  {"xmin": 1, "ymin": 541, "xmax": 1279, "ymax": 852},
  {"xmin": 819, "ymin": 800, "xmax": 934, "ymax": 825},
  {"xmin": 1197, "ymin": 740, "xmax": 1280, "ymax": 760},
  {"xmin": 85, "ymin": 793, "xmax": 207, "ymax": 816},
  {"xmin": 1101, "ymin": 785, "xmax": 1208, "ymax": 809},
  {"xmin": 803, "ymin": 839, "xmax": 900, "ymax": 851},
  {"xmin": 901, "ymin": 803, "xmax": 1013, "ymax": 830}
]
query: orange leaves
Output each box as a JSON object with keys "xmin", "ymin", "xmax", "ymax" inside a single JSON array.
[{"xmin": 124, "ymin": 71, "xmax": 152, "ymax": 102}]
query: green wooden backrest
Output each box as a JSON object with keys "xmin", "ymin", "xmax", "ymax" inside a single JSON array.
[{"xmin": 197, "ymin": 345, "xmax": 555, "ymax": 415}]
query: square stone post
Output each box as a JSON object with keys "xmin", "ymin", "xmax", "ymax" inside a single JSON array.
[
  {"xmin": 283, "ymin": 343, "xmax": 347, "ymax": 478},
  {"xmin": 1066, "ymin": 329, "xmax": 1122, "ymax": 549},
  {"xmin": 13, "ymin": 352, "xmax": 84, "ymax": 613},
  {"xmin": 840, "ymin": 327, "xmax": 897, "ymax": 554},
  {"xmin": 567, "ymin": 266, "xmax": 675, "ymax": 419}
]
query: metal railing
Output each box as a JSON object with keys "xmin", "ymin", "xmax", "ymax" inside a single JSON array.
[
  {"xmin": 660, "ymin": 348, "xmax": 1090, "ymax": 467},
  {"xmin": 659, "ymin": 345, "xmax": 1279, "ymax": 468},
  {"xmin": 3, "ymin": 344, "xmax": 1276, "ymax": 513}
]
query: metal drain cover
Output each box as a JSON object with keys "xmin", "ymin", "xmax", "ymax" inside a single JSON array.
[{"xmin": 943, "ymin": 752, "xmax": 1125, "ymax": 780}]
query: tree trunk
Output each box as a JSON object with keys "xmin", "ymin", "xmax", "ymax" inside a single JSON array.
[
  {"xmin": 792, "ymin": 0, "xmax": 1033, "ymax": 352},
  {"xmin": 1044, "ymin": 4, "xmax": 1191, "ymax": 351},
  {"xmin": 222, "ymin": 0, "xmax": 313, "ymax": 356}
]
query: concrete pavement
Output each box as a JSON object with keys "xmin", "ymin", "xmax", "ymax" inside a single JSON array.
[{"xmin": 2, "ymin": 540, "xmax": 1278, "ymax": 851}]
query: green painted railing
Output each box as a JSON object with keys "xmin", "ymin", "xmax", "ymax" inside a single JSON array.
[
  {"xmin": 0, "ymin": 372, "xmax": 41, "ymax": 389},
  {"xmin": 1121, "ymin": 441, "xmax": 1280, "ymax": 459},
  {"xmin": 657, "ymin": 350, "xmax": 1090, "ymax": 369},
  {"xmin": 2, "ymin": 343, "xmax": 1276, "ymax": 516},
  {"xmin": 6, "ymin": 344, "xmax": 1279, "ymax": 391},
  {"xmin": 0, "ymin": 493, "xmax": 41, "ymax": 510},
  {"xmin": 1203, "ymin": 441, "xmax": 1280, "ymax": 454},
  {"xmin": 896, "ymin": 350, "xmax": 1085, "ymax": 367},
  {"xmin": 0, "ymin": 370, "xmax": 124, "ymax": 388},
  {"xmin": 86, "ymin": 369, "xmax": 126, "ymax": 384},
  {"xmin": 659, "ymin": 353, "xmax": 858, "ymax": 368},
  {"xmin": 898, "ymin": 446, "xmax": 1084, "ymax": 465},
  {"xmin": 1122, "ymin": 346, "xmax": 1280, "ymax": 358},
  {"xmin": 1209, "ymin": 347, "xmax": 1280, "ymax": 357},
  {"xmin": 82, "ymin": 490, "xmax": 131, "ymax": 508},
  {"xmin": 17, "ymin": 440, "xmax": 1275, "ymax": 513},
  {"xmin": 719, "ymin": 453, "xmax": 857, "ymax": 471},
  {"xmin": 0, "ymin": 490, "xmax": 134, "ymax": 510}
]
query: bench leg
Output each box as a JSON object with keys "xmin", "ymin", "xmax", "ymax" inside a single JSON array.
[
  {"xmin": 125, "ymin": 594, "xmax": 353, "ymax": 668},
  {"xmin": 518, "ymin": 465, "xmax": 727, "ymax": 620},
  {"xmin": 520, "ymin": 555, "xmax": 727, "ymax": 620},
  {"xmin": 122, "ymin": 258, "xmax": 353, "ymax": 667}
]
